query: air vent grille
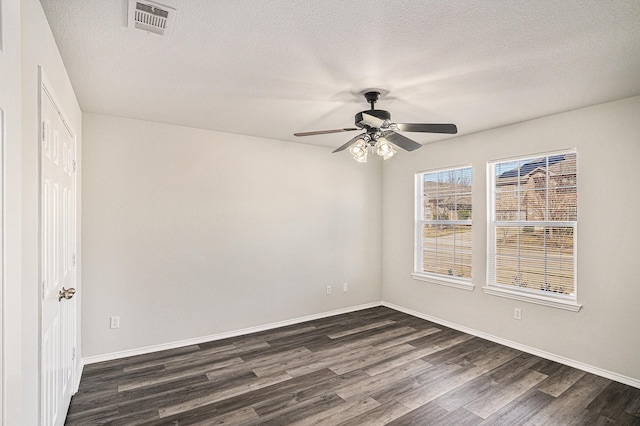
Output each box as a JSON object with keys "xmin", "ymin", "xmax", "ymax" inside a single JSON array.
[{"xmin": 128, "ymin": 0, "xmax": 176, "ymax": 37}]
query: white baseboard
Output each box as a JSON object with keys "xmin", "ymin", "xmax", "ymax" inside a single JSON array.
[
  {"xmin": 83, "ymin": 302, "xmax": 381, "ymax": 365},
  {"xmin": 82, "ymin": 300, "xmax": 639, "ymax": 390},
  {"xmin": 382, "ymin": 301, "xmax": 640, "ymax": 389}
]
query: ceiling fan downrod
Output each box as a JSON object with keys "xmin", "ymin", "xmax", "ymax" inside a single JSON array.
[{"xmin": 364, "ymin": 91, "xmax": 380, "ymax": 110}]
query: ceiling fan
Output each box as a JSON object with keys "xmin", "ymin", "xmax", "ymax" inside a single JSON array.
[{"xmin": 294, "ymin": 91, "xmax": 457, "ymax": 162}]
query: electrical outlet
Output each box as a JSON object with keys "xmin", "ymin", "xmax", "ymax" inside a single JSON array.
[
  {"xmin": 343, "ymin": 283, "xmax": 348, "ymax": 292},
  {"xmin": 110, "ymin": 316, "xmax": 120, "ymax": 329},
  {"xmin": 514, "ymin": 308, "xmax": 522, "ymax": 320},
  {"xmin": 326, "ymin": 286, "xmax": 332, "ymax": 295}
]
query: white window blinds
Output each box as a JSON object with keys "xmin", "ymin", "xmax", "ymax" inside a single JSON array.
[
  {"xmin": 488, "ymin": 151, "xmax": 577, "ymax": 298},
  {"xmin": 415, "ymin": 166, "xmax": 472, "ymax": 282}
]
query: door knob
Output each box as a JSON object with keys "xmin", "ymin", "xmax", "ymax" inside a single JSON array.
[{"xmin": 58, "ymin": 287, "xmax": 76, "ymax": 301}]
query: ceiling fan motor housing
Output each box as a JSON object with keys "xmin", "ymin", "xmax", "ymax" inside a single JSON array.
[{"xmin": 355, "ymin": 109, "xmax": 391, "ymax": 129}]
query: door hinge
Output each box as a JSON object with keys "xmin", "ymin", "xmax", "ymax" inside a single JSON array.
[
  {"xmin": 72, "ymin": 252, "xmax": 77, "ymax": 267},
  {"xmin": 72, "ymin": 160, "xmax": 77, "ymax": 173},
  {"xmin": 72, "ymin": 346, "xmax": 76, "ymax": 361},
  {"xmin": 42, "ymin": 120, "xmax": 50, "ymax": 142}
]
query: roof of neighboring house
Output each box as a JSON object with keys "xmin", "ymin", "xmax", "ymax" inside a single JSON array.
[{"xmin": 498, "ymin": 155, "xmax": 567, "ymax": 179}]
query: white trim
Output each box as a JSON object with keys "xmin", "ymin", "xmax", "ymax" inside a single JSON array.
[
  {"xmin": 82, "ymin": 300, "xmax": 638, "ymax": 389},
  {"xmin": 415, "ymin": 163, "xmax": 474, "ymax": 177},
  {"xmin": 482, "ymin": 285, "xmax": 581, "ymax": 311},
  {"xmin": 411, "ymin": 272, "xmax": 474, "ymax": 291},
  {"xmin": 487, "ymin": 147, "xmax": 578, "ymax": 166},
  {"xmin": 83, "ymin": 302, "xmax": 381, "ymax": 365},
  {"xmin": 414, "ymin": 165, "xmax": 474, "ymax": 280},
  {"xmin": 74, "ymin": 361, "xmax": 84, "ymax": 394},
  {"xmin": 381, "ymin": 301, "xmax": 639, "ymax": 389},
  {"xmin": 486, "ymin": 149, "xmax": 578, "ymax": 309},
  {"xmin": 0, "ymin": 106, "xmax": 4, "ymax": 426}
]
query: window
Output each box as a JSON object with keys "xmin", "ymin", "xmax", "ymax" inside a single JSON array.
[
  {"xmin": 413, "ymin": 166, "xmax": 473, "ymax": 290},
  {"xmin": 486, "ymin": 150, "xmax": 580, "ymax": 311}
]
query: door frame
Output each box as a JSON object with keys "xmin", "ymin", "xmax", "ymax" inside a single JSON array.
[
  {"xmin": 1, "ymin": 0, "xmax": 24, "ymax": 422},
  {"xmin": 39, "ymin": 67, "xmax": 79, "ymax": 424},
  {"xmin": 0, "ymin": 97, "xmax": 4, "ymax": 426},
  {"xmin": 1, "ymin": 9, "xmax": 6, "ymax": 424}
]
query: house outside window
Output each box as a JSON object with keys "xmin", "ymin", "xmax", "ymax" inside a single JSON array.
[
  {"xmin": 486, "ymin": 150, "xmax": 580, "ymax": 311},
  {"xmin": 413, "ymin": 166, "xmax": 473, "ymax": 290}
]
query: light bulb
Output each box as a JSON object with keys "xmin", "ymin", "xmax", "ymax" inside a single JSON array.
[
  {"xmin": 353, "ymin": 150, "xmax": 368, "ymax": 163},
  {"xmin": 376, "ymin": 137, "xmax": 396, "ymax": 160},
  {"xmin": 349, "ymin": 139, "xmax": 367, "ymax": 157}
]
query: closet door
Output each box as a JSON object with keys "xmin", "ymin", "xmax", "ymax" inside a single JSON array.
[{"xmin": 40, "ymin": 71, "xmax": 78, "ymax": 426}]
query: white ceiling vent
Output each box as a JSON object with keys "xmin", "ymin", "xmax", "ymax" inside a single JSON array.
[{"xmin": 128, "ymin": 0, "xmax": 176, "ymax": 37}]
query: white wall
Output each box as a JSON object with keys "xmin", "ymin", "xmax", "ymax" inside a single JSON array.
[
  {"xmin": 382, "ymin": 96, "xmax": 640, "ymax": 383},
  {"xmin": 83, "ymin": 99, "xmax": 640, "ymax": 385},
  {"xmin": 1, "ymin": 0, "xmax": 23, "ymax": 423},
  {"xmin": 82, "ymin": 113, "xmax": 382, "ymax": 358},
  {"xmin": 20, "ymin": 0, "xmax": 82, "ymax": 424}
]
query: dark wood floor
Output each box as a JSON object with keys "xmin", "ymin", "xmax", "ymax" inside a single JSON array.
[{"xmin": 66, "ymin": 307, "xmax": 640, "ymax": 425}]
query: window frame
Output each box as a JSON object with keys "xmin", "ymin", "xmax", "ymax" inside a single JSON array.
[
  {"xmin": 484, "ymin": 149, "xmax": 581, "ymax": 311},
  {"xmin": 412, "ymin": 164, "xmax": 474, "ymax": 291}
]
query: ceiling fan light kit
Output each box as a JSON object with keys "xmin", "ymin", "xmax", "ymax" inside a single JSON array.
[
  {"xmin": 376, "ymin": 137, "xmax": 397, "ymax": 160},
  {"xmin": 294, "ymin": 91, "xmax": 457, "ymax": 163}
]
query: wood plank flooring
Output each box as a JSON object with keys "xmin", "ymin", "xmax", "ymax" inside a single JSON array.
[{"xmin": 66, "ymin": 307, "xmax": 640, "ymax": 425}]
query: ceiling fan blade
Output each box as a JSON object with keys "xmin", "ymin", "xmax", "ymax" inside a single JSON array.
[
  {"xmin": 332, "ymin": 133, "xmax": 366, "ymax": 153},
  {"xmin": 395, "ymin": 123, "xmax": 457, "ymax": 134},
  {"xmin": 294, "ymin": 128, "xmax": 358, "ymax": 137},
  {"xmin": 360, "ymin": 113, "xmax": 387, "ymax": 129},
  {"xmin": 382, "ymin": 131, "xmax": 422, "ymax": 152}
]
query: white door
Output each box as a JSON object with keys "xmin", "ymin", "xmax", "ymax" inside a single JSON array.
[{"xmin": 40, "ymin": 72, "xmax": 77, "ymax": 426}]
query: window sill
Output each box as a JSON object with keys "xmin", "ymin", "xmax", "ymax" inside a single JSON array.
[
  {"xmin": 411, "ymin": 273, "xmax": 475, "ymax": 291},
  {"xmin": 482, "ymin": 285, "xmax": 582, "ymax": 312}
]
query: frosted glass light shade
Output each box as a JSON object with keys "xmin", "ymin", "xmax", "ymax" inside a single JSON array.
[
  {"xmin": 376, "ymin": 138, "xmax": 396, "ymax": 160},
  {"xmin": 353, "ymin": 150, "xmax": 368, "ymax": 162},
  {"xmin": 349, "ymin": 139, "xmax": 367, "ymax": 156},
  {"xmin": 350, "ymin": 139, "xmax": 368, "ymax": 162}
]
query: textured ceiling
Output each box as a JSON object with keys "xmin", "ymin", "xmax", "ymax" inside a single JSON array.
[{"xmin": 40, "ymin": 0, "xmax": 640, "ymax": 149}]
